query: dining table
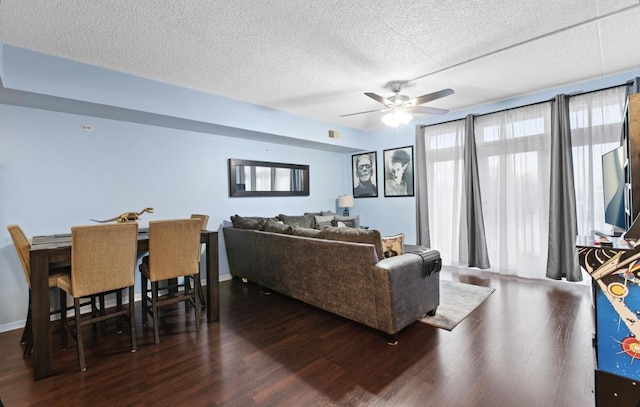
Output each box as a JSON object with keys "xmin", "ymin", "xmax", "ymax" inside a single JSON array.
[{"xmin": 29, "ymin": 227, "xmax": 219, "ymax": 380}]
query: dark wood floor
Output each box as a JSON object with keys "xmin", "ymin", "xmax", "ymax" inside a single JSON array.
[{"xmin": 0, "ymin": 267, "xmax": 595, "ymax": 407}]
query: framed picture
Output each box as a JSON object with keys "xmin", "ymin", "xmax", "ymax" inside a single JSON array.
[
  {"xmin": 383, "ymin": 146, "xmax": 414, "ymax": 197},
  {"xmin": 352, "ymin": 151, "xmax": 378, "ymax": 198}
]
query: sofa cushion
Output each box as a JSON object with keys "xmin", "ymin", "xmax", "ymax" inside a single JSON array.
[
  {"xmin": 279, "ymin": 214, "xmax": 315, "ymax": 228},
  {"xmin": 321, "ymin": 210, "xmax": 337, "ymax": 216},
  {"xmin": 292, "ymin": 226, "xmax": 324, "ymax": 239},
  {"xmin": 303, "ymin": 212, "xmax": 323, "ymax": 228},
  {"xmin": 381, "ymin": 233, "xmax": 404, "ymax": 258},
  {"xmin": 263, "ymin": 219, "xmax": 294, "ymax": 234},
  {"xmin": 333, "ymin": 215, "xmax": 360, "ymax": 228},
  {"xmin": 322, "ymin": 226, "xmax": 383, "ymax": 260},
  {"xmin": 314, "ymin": 215, "xmax": 335, "ymax": 230},
  {"xmin": 231, "ymin": 215, "xmax": 268, "ymax": 230},
  {"xmin": 332, "ymin": 219, "xmax": 355, "ymax": 228}
]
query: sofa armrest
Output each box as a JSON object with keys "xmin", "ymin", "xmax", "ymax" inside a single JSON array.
[{"xmin": 373, "ymin": 253, "xmax": 440, "ymax": 333}]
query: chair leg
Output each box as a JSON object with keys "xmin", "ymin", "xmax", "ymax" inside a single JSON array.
[
  {"xmin": 141, "ymin": 274, "xmax": 148, "ymax": 325},
  {"xmin": 128, "ymin": 285, "xmax": 137, "ymax": 353},
  {"xmin": 184, "ymin": 276, "xmax": 192, "ymax": 314},
  {"xmin": 23, "ymin": 318, "xmax": 33, "ymax": 358},
  {"xmin": 21, "ymin": 291, "xmax": 32, "ymax": 345},
  {"xmin": 152, "ymin": 281, "xmax": 160, "ymax": 344},
  {"xmin": 198, "ymin": 282, "xmax": 206, "ymax": 308},
  {"xmin": 194, "ymin": 276, "xmax": 201, "ymax": 333},
  {"xmin": 99, "ymin": 294, "xmax": 106, "ymax": 335},
  {"xmin": 60, "ymin": 289, "xmax": 68, "ymax": 350},
  {"xmin": 74, "ymin": 298, "xmax": 86, "ymax": 371},
  {"xmin": 116, "ymin": 290, "xmax": 123, "ymax": 334}
]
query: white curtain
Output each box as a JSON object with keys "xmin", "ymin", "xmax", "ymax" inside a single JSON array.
[
  {"xmin": 570, "ymin": 86, "xmax": 628, "ymax": 236},
  {"xmin": 474, "ymin": 103, "xmax": 552, "ymax": 278},
  {"xmin": 421, "ymin": 119, "xmax": 467, "ymax": 266}
]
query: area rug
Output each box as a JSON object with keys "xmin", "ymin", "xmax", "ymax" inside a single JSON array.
[{"xmin": 418, "ymin": 280, "xmax": 495, "ymax": 331}]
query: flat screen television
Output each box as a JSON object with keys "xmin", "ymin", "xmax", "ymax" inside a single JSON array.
[{"xmin": 602, "ymin": 145, "xmax": 627, "ymax": 232}]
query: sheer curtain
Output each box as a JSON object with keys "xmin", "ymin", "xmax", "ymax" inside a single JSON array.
[
  {"xmin": 570, "ymin": 86, "xmax": 627, "ymax": 237},
  {"xmin": 418, "ymin": 119, "xmax": 467, "ymax": 266},
  {"xmin": 417, "ymin": 86, "xmax": 628, "ymax": 280},
  {"xmin": 474, "ymin": 103, "xmax": 552, "ymax": 278}
]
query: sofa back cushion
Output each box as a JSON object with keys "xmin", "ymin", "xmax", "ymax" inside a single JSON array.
[
  {"xmin": 322, "ymin": 226, "xmax": 383, "ymax": 260},
  {"xmin": 314, "ymin": 215, "xmax": 335, "ymax": 229},
  {"xmin": 230, "ymin": 215, "xmax": 271, "ymax": 230},
  {"xmin": 263, "ymin": 219, "xmax": 294, "ymax": 235},
  {"xmin": 278, "ymin": 214, "xmax": 315, "ymax": 228},
  {"xmin": 292, "ymin": 226, "xmax": 324, "ymax": 239}
]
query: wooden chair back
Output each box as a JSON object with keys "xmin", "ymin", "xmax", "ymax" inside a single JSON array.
[
  {"xmin": 190, "ymin": 214, "xmax": 210, "ymax": 231},
  {"xmin": 148, "ymin": 219, "xmax": 201, "ymax": 282},
  {"xmin": 70, "ymin": 223, "xmax": 138, "ymax": 298},
  {"xmin": 7, "ymin": 224, "xmax": 32, "ymax": 287}
]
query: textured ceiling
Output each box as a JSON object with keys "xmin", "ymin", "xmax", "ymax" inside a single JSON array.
[{"xmin": 1, "ymin": 0, "xmax": 640, "ymax": 131}]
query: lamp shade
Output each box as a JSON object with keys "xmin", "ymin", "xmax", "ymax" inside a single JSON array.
[{"xmin": 338, "ymin": 194, "xmax": 354, "ymax": 208}]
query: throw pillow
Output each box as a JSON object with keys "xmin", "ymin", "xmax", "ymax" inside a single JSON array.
[
  {"xmin": 292, "ymin": 226, "xmax": 324, "ymax": 239},
  {"xmin": 321, "ymin": 210, "xmax": 337, "ymax": 216},
  {"xmin": 231, "ymin": 215, "xmax": 267, "ymax": 230},
  {"xmin": 332, "ymin": 215, "xmax": 360, "ymax": 228},
  {"xmin": 263, "ymin": 219, "xmax": 294, "ymax": 235},
  {"xmin": 314, "ymin": 215, "xmax": 335, "ymax": 230},
  {"xmin": 331, "ymin": 219, "xmax": 356, "ymax": 228},
  {"xmin": 304, "ymin": 212, "xmax": 322, "ymax": 228},
  {"xmin": 322, "ymin": 226, "xmax": 384, "ymax": 260},
  {"xmin": 278, "ymin": 214, "xmax": 314, "ymax": 228},
  {"xmin": 381, "ymin": 233, "xmax": 404, "ymax": 258}
]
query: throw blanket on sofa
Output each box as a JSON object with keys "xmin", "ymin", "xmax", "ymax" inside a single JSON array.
[{"xmin": 408, "ymin": 247, "xmax": 442, "ymax": 278}]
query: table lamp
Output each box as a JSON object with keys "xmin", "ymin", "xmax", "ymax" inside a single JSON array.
[{"xmin": 338, "ymin": 194, "xmax": 354, "ymax": 216}]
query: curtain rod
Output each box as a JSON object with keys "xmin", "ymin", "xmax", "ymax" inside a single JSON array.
[{"xmin": 419, "ymin": 79, "xmax": 636, "ymax": 129}]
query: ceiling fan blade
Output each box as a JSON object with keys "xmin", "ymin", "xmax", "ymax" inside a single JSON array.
[
  {"xmin": 409, "ymin": 88, "xmax": 455, "ymax": 106},
  {"xmin": 409, "ymin": 106, "xmax": 449, "ymax": 115},
  {"xmin": 364, "ymin": 92, "xmax": 391, "ymax": 105},
  {"xmin": 339, "ymin": 108, "xmax": 384, "ymax": 117}
]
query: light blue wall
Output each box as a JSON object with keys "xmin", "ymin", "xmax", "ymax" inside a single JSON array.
[{"xmin": 0, "ymin": 45, "xmax": 365, "ymax": 331}]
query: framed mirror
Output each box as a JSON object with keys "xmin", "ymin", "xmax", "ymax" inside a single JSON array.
[{"xmin": 228, "ymin": 159, "xmax": 310, "ymax": 197}]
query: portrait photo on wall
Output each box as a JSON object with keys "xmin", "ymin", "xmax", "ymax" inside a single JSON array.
[
  {"xmin": 352, "ymin": 151, "xmax": 378, "ymax": 198},
  {"xmin": 383, "ymin": 146, "xmax": 414, "ymax": 197}
]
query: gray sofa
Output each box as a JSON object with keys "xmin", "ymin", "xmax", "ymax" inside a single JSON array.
[{"xmin": 223, "ymin": 220, "xmax": 440, "ymax": 343}]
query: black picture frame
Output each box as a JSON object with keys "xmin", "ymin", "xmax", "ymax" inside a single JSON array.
[
  {"xmin": 383, "ymin": 146, "xmax": 414, "ymax": 197},
  {"xmin": 352, "ymin": 151, "xmax": 378, "ymax": 198}
]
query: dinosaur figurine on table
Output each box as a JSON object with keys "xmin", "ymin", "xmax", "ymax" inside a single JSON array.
[{"xmin": 90, "ymin": 207, "xmax": 154, "ymax": 223}]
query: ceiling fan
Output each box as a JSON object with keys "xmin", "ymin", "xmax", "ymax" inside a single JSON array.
[{"xmin": 340, "ymin": 81, "xmax": 454, "ymax": 126}]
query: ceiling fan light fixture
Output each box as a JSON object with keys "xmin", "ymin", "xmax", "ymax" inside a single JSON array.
[{"xmin": 382, "ymin": 108, "xmax": 413, "ymax": 127}]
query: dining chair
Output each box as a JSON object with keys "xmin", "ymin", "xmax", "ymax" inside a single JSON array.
[
  {"xmin": 187, "ymin": 214, "xmax": 209, "ymax": 308},
  {"xmin": 57, "ymin": 222, "xmax": 138, "ymax": 371},
  {"xmin": 6, "ymin": 224, "xmax": 71, "ymax": 357},
  {"xmin": 139, "ymin": 218, "xmax": 202, "ymax": 344}
]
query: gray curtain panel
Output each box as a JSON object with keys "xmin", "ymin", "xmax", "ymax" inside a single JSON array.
[
  {"xmin": 415, "ymin": 126, "xmax": 431, "ymax": 248},
  {"xmin": 464, "ymin": 115, "xmax": 490, "ymax": 269},
  {"xmin": 546, "ymin": 94, "xmax": 581, "ymax": 281}
]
